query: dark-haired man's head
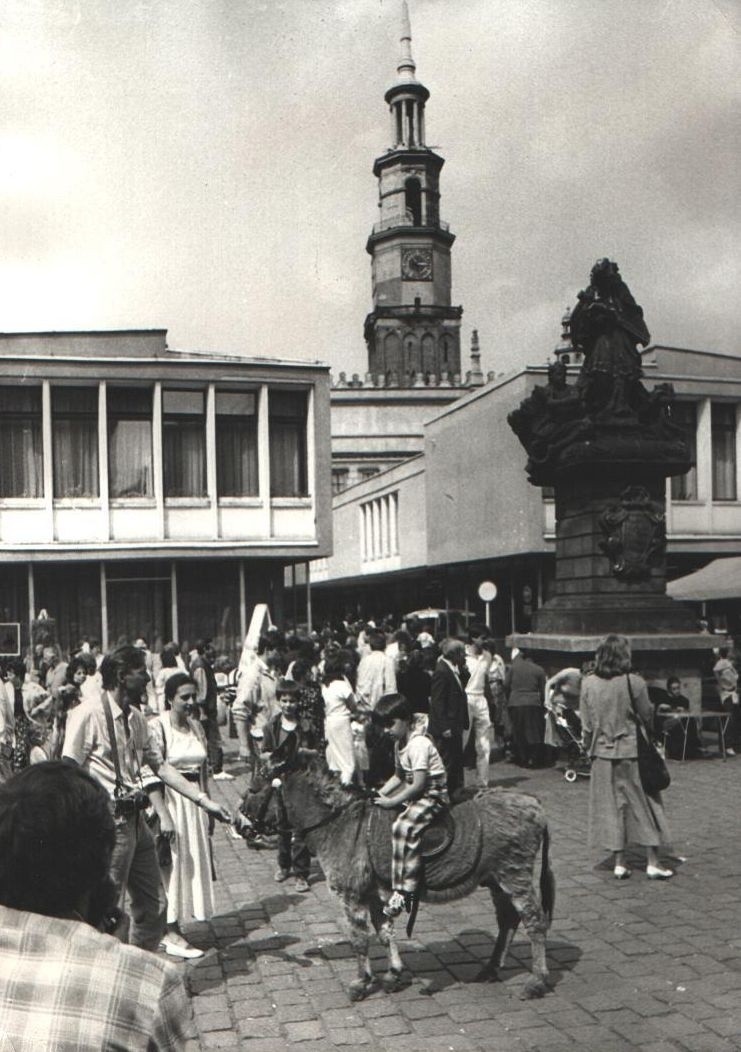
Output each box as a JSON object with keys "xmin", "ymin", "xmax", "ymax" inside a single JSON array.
[
  {"xmin": 0, "ymin": 763, "xmax": 116, "ymax": 924},
  {"xmin": 368, "ymin": 630, "xmax": 387, "ymax": 652},
  {"xmin": 99, "ymin": 644, "xmax": 148, "ymax": 706}
]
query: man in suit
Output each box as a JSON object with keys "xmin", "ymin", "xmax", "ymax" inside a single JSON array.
[{"xmin": 428, "ymin": 639, "xmax": 469, "ymax": 797}]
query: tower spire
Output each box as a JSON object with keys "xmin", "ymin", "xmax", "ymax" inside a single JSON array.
[{"xmin": 397, "ymin": 1, "xmax": 417, "ymax": 83}]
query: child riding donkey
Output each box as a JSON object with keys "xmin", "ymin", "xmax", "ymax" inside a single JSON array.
[{"xmin": 373, "ymin": 693, "xmax": 448, "ymax": 918}]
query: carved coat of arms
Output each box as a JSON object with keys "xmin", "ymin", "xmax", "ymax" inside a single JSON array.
[{"xmin": 598, "ymin": 486, "xmax": 665, "ymax": 579}]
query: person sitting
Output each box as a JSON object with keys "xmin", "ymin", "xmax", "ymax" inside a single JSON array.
[
  {"xmin": 0, "ymin": 762, "xmax": 195, "ymax": 1049},
  {"xmin": 654, "ymin": 676, "xmax": 704, "ymax": 760},
  {"xmin": 263, "ymin": 678, "xmax": 313, "ymax": 893},
  {"xmin": 373, "ymin": 693, "xmax": 449, "ymax": 918}
]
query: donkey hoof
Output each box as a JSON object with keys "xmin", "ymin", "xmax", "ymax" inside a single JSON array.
[
  {"xmin": 474, "ymin": 966, "xmax": 499, "ymax": 983},
  {"xmin": 521, "ymin": 977, "xmax": 548, "ymax": 1000},
  {"xmin": 380, "ymin": 969, "xmax": 405, "ymax": 993},
  {"xmin": 348, "ymin": 978, "xmax": 374, "ymax": 1002}
]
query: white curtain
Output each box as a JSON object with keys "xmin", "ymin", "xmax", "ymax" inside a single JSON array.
[{"xmin": 109, "ymin": 419, "xmax": 153, "ymax": 498}]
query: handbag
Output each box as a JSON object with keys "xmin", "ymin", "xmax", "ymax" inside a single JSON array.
[{"xmin": 626, "ymin": 674, "xmax": 670, "ymax": 797}]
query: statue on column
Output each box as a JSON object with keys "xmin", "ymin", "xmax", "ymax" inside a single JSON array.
[{"xmin": 570, "ymin": 258, "xmax": 650, "ymax": 422}]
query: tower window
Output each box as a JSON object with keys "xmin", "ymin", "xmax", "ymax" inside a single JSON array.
[{"xmin": 405, "ymin": 178, "xmax": 422, "ymax": 226}]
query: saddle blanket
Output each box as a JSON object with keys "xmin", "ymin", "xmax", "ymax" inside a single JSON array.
[{"xmin": 368, "ymin": 799, "xmax": 482, "ymax": 891}]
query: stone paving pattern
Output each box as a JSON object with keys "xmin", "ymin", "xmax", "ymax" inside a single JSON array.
[{"xmin": 176, "ymin": 736, "xmax": 741, "ymax": 1051}]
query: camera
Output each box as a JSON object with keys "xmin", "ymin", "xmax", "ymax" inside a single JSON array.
[{"xmin": 112, "ymin": 787, "xmax": 150, "ymax": 818}]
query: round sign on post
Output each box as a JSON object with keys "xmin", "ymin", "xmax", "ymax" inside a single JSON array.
[{"xmin": 478, "ymin": 581, "xmax": 497, "ymax": 630}]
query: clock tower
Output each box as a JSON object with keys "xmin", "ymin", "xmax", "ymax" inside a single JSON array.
[{"xmin": 364, "ymin": 1, "xmax": 463, "ymax": 384}]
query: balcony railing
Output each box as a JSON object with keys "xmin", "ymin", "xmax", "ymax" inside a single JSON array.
[{"xmin": 371, "ymin": 215, "xmax": 449, "ymax": 235}]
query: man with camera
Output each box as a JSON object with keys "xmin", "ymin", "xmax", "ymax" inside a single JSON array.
[{"xmin": 63, "ymin": 643, "xmax": 231, "ymax": 952}]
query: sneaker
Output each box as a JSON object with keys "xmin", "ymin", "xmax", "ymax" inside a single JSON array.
[
  {"xmin": 274, "ymin": 868, "xmax": 290, "ymax": 883},
  {"xmin": 613, "ymin": 865, "xmax": 632, "ymax": 880},
  {"xmin": 383, "ymin": 891, "xmax": 406, "ymax": 918},
  {"xmin": 213, "ymin": 771, "xmax": 235, "ymax": 781},
  {"xmin": 726, "ymin": 748, "xmax": 736, "ymax": 756},
  {"xmin": 293, "ymin": 877, "xmax": 310, "ymax": 893}
]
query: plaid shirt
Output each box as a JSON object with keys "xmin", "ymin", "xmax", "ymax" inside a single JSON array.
[{"xmin": 0, "ymin": 905, "xmax": 196, "ymax": 1050}]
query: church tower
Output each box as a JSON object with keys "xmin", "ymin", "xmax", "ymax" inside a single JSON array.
[{"xmin": 364, "ymin": 1, "xmax": 463, "ymax": 386}]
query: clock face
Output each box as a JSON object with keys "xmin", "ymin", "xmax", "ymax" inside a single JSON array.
[{"xmin": 401, "ymin": 247, "xmax": 433, "ymax": 281}]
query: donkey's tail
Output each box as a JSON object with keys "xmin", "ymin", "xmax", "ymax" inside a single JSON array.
[{"xmin": 539, "ymin": 825, "xmax": 556, "ymax": 928}]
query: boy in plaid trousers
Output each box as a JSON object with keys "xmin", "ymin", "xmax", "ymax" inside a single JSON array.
[{"xmin": 373, "ymin": 693, "xmax": 449, "ymax": 918}]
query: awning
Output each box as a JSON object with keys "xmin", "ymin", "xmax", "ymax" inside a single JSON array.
[{"xmin": 666, "ymin": 557, "xmax": 741, "ymax": 602}]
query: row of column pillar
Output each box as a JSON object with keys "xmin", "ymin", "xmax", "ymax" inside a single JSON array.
[{"xmin": 390, "ymin": 97, "xmax": 426, "ymax": 147}]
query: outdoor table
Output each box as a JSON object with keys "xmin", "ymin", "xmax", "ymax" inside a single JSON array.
[{"xmin": 663, "ymin": 711, "xmax": 731, "ymax": 761}]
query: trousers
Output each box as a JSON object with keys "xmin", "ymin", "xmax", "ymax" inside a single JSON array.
[
  {"xmin": 391, "ymin": 795, "xmax": 444, "ymax": 894},
  {"xmin": 109, "ymin": 812, "xmax": 166, "ymax": 952},
  {"xmin": 463, "ymin": 694, "xmax": 492, "ymax": 788}
]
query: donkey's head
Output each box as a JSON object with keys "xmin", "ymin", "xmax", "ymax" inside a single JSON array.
[{"xmin": 239, "ymin": 744, "xmax": 361, "ymax": 838}]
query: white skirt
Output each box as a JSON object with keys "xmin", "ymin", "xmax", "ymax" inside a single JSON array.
[{"xmin": 163, "ymin": 785, "xmax": 215, "ymax": 925}]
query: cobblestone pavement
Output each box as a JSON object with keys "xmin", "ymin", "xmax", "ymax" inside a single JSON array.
[{"xmin": 176, "ymin": 737, "xmax": 741, "ymax": 1052}]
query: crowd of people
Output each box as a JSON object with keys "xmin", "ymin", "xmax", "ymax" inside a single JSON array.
[{"xmin": 0, "ymin": 614, "xmax": 738, "ymax": 1048}]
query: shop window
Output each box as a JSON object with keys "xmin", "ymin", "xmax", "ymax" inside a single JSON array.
[
  {"xmin": 0, "ymin": 386, "xmax": 43, "ymax": 498},
  {"xmin": 52, "ymin": 387, "xmax": 99, "ymax": 498},
  {"xmin": 670, "ymin": 402, "xmax": 698, "ymax": 501},
  {"xmin": 163, "ymin": 389, "xmax": 207, "ymax": 498},
  {"xmin": 269, "ymin": 390, "xmax": 308, "ymax": 498},
  {"xmin": 108, "ymin": 387, "xmax": 153, "ymax": 498},
  {"xmin": 711, "ymin": 403, "xmax": 737, "ymax": 502},
  {"xmin": 216, "ymin": 390, "xmax": 258, "ymax": 497}
]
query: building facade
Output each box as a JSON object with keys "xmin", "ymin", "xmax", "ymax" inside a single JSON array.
[
  {"xmin": 314, "ymin": 344, "xmax": 741, "ymax": 639},
  {"xmin": 0, "ymin": 330, "xmax": 331, "ymax": 656}
]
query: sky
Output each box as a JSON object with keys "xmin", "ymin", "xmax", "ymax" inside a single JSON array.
[{"xmin": 1, "ymin": 0, "xmax": 738, "ymax": 379}]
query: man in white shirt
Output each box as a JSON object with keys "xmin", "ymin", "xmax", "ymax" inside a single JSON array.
[
  {"xmin": 356, "ymin": 630, "xmax": 397, "ymax": 710},
  {"xmin": 63, "ymin": 643, "xmax": 231, "ymax": 951},
  {"xmin": 464, "ymin": 635, "xmax": 494, "ymax": 789}
]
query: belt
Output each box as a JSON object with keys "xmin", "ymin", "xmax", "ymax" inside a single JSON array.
[{"xmin": 181, "ymin": 770, "xmax": 202, "ymax": 783}]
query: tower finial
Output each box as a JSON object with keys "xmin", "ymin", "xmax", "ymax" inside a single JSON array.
[{"xmin": 397, "ymin": 0, "xmax": 417, "ymax": 83}]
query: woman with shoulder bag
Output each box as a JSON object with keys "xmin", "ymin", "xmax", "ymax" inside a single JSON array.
[{"xmin": 580, "ymin": 634, "xmax": 673, "ymax": 881}]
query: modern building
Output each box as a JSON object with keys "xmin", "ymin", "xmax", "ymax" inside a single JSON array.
[
  {"xmin": 329, "ymin": 2, "xmax": 484, "ymax": 495},
  {"xmin": 0, "ymin": 330, "xmax": 331, "ymax": 656},
  {"xmin": 313, "ymin": 343, "xmax": 741, "ymax": 639}
]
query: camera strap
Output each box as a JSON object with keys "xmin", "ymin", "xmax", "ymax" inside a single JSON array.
[{"xmin": 102, "ymin": 693, "xmax": 126, "ymax": 795}]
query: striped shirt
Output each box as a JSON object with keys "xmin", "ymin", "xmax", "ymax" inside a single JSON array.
[{"xmin": 0, "ymin": 905, "xmax": 195, "ymax": 1050}]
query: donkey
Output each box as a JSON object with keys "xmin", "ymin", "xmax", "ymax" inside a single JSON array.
[{"xmin": 239, "ymin": 753, "xmax": 555, "ymax": 1002}]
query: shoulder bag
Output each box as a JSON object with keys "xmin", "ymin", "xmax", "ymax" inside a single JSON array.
[{"xmin": 626, "ymin": 674, "xmax": 670, "ymax": 797}]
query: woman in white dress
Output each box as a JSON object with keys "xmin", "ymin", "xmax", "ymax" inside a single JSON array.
[
  {"xmin": 150, "ymin": 672, "xmax": 215, "ymax": 959},
  {"xmin": 322, "ymin": 652, "xmax": 364, "ymax": 786}
]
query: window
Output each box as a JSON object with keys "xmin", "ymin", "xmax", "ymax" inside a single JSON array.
[
  {"xmin": 332, "ymin": 469, "xmax": 349, "ymax": 496},
  {"xmin": 359, "ymin": 467, "xmax": 379, "ymax": 482},
  {"xmin": 360, "ymin": 491, "xmax": 399, "ymax": 561},
  {"xmin": 269, "ymin": 390, "xmax": 308, "ymax": 498},
  {"xmin": 163, "ymin": 389, "xmax": 206, "ymax": 498},
  {"xmin": 216, "ymin": 390, "xmax": 258, "ymax": 497},
  {"xmin": 108, "ymin": 388, "xmax": 153, "ymax": 498},
  {"xmin": 52, "ymin": 387, "xmax": 99, "ymax": 498},
  {"xmin": 0, "ymin": 386, "xmax": 43, "ymax": 498},
  {"xmin": 712, "ymin": 403, "xmax": 737, "ymax": 501},
  {"xmin": 404, "ymin": 177, "xmax": 422, "ymax": 225},
  {"xmin": 670, "ymin": 402, "xmax": 698, "ymax": 501}
]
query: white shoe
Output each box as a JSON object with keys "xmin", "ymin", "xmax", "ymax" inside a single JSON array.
[
  {"xmin": 213, "ymin": 771, "xmax": 235, "ymax": 781},
  {"xmin": 646, "ymin": 864, "xmax": 674, "ymax": 880},
  {"xmin": 726, "ymin": 748, "xmax": 736, "ymax": 757},
  {"xmin": 162, "ymin": 939, "xmax": 204, "ymax": 959}
]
